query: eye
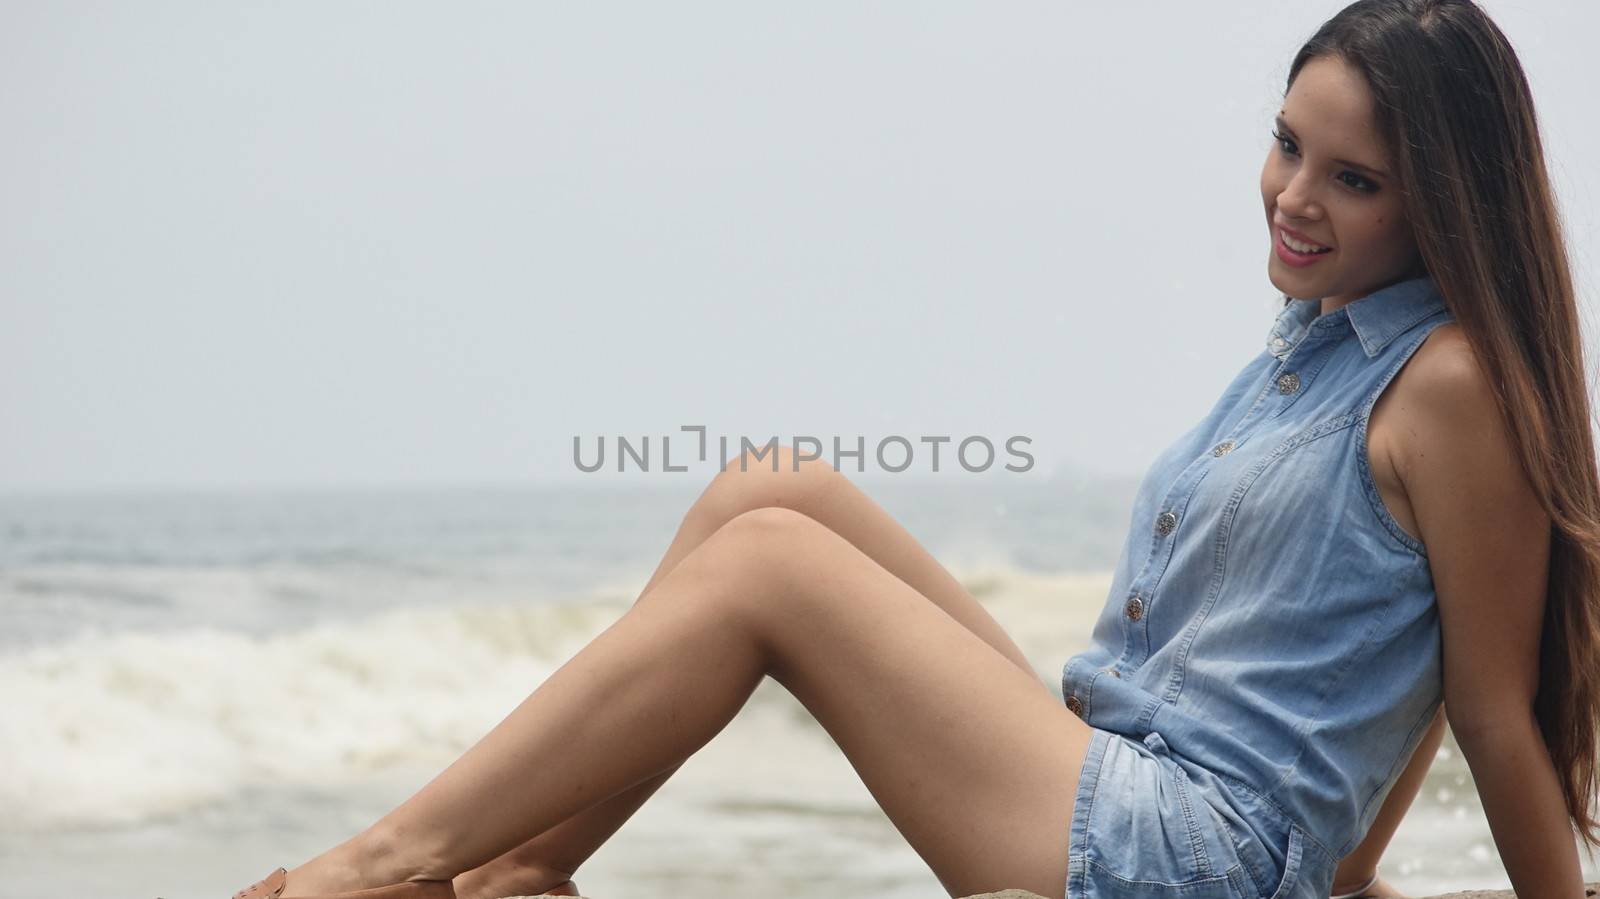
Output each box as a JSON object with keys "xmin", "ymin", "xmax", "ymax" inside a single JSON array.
[
  {"xmin": 1338, "ymin": 171, "xmax": 1380, "ymax": 193},
  {"xmin": 1270, "ymin": 128, "xmax": 1381, "ymax": 194}
]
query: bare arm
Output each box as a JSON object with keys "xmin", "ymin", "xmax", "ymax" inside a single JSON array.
[
  {"xmin": 1331, "ymin": 705, "xmax": 1446, "ymax": 893},
  {"xmin": 1454, "ymin": 714, "xmax": 1588, "ymax": 898},
  {"xmin": 1396, "ymin": 332, "xmax": 1585, "ymax": 898}
]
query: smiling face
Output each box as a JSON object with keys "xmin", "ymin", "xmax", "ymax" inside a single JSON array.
[{"xmin": 1261, "ymin": 54, "xmax": 1423, "ymax": 312}]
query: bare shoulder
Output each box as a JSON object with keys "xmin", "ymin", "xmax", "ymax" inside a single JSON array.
[
  {"xmin": 1365, "ymin": 323, "xmax": 1485, "ymax": 542},
  {"xmin": 1383, "ymin": 321, "xmax": 1546, "ymax": 560},
  {"xmin": 1399, "ymin": 321, "xmax": 1484, "ymax": 399},
  {"xmin": 1384, "ymin": 321, "xmax": 1504, "ymax": 485}
]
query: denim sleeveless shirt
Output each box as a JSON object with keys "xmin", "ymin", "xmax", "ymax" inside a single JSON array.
[{"xmin": 1060, "ymin": 274, "xmax": 1454, "ymax": 898}]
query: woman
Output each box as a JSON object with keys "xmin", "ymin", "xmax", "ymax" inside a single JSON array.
[{"xmin": 231, "ymin": 1, "xmax": 1599, "ymax": 897}]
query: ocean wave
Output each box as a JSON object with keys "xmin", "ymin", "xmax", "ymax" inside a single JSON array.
[{"xmin": 0, "ymin": 563, "xmax": 1110, "ymax": 831}]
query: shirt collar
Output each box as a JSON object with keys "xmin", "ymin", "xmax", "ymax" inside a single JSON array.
[{"xmin": 1264, "ymin": 275, "xmax": 1447, "ymax": 361}]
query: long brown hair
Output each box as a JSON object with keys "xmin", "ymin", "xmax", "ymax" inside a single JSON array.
[{"xmin": 1282, "ymin": 0, "xmax": 1600, "ymax": 856}]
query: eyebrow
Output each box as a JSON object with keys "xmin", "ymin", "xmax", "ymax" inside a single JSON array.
[{"xmin": 1274, "ymin": 113, "xmax": 1392, "ymax": 179}]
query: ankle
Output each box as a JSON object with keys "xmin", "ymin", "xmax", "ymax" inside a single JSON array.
[
  {"xmin": 358, "ymin": 822, "xmax": 455, "ymax": 884},
  {"xmin": 453, "ymin": 857, "xmax": 575, "ymax": 899},
  {"xmin": 485, "ymin": 840, "xmax": 577, "ymax": 885},
  {"xmin": 524, "ymin": 862, "xmax": 575, "ymax": 885}
]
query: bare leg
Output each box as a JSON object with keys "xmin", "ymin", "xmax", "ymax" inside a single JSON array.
[
  {"xmin": 279, "ymin": 506, "xmax": 1095, "ymax": 899},
  {"xmin": 453, "ymin": 447, "xmax": 1041, "ymax": 899}
]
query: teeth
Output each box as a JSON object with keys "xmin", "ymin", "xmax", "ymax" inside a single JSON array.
[{"xmin": 1281, "ymin": 229, "xmax": 1330, "ymax": 254}]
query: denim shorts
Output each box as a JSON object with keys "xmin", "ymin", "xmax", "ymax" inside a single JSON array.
[{"xmin": 1065, "ymin": 727, "xmax": 1325, "ymax": 899}]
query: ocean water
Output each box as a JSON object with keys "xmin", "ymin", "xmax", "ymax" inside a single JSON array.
[{"xmin": 0, "ymin": 477, "xmax": 1591, "ymax": 898}]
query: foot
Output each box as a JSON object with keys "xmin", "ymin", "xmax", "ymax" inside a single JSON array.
[
  {"xmin": 279, "ymin": 845, "xmax": 373, "ymax": 897},
  {"xmin": 277, "ymin": 833, "xmax": 446, "ymax": 898},
  {"xmin": 453, "ymin": 861, "xmax": 581, "ymax": 899}
]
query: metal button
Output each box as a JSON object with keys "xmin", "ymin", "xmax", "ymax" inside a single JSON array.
[
  {"xmin": 1211, "ymin": 440, "xmax": 1235, "ymax": 457},
  {"xmin": 1271, "ymin": 337, "xmax": 1287, "ymax": 350},
  {"xmin": 1105, "ymin": 667, "xmax": 1122, "ymax": 679},
  {"xmin": 1154, "ymin": 510, "xmax": 1177, "ymax": 536},
  {"xmin": 1065, "ymin": 695, "xmax": 1084, "ymax": 716},
  {"xmin": 1124, "ymin": 595, "xmax": 1145, "ymax": 621},
  {"xmin": 1277, "ymin": 371, "xmax": 1300, "ymax": 394}
]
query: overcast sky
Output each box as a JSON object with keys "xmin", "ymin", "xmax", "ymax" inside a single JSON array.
[{"xmin": 3, "ymin": 2, "xmax": 1596, "ymax": 491}]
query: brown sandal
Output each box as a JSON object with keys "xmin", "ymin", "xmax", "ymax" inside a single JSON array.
[{"xmin": 232, "ymin": 867, "xmax": 456, "ymax": 899}]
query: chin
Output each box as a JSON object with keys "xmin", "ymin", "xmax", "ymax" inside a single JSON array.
[{"xmin": 1267, "ymin": 262, "xmax": 1318, "ymax": 301}]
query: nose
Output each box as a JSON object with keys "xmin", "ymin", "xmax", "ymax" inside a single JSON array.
[{"xmin": 1275, "ymin": 169, "xmax": 1323, "ymax": 221}]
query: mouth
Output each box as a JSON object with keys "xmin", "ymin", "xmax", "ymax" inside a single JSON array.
[
  {"xmin": 1276, "ymin": 225, "xmax": 1333, "ymax": 255},
  {"xmin": 1274, "ymin": 227, "xmax": 1335, "ymax": 267}
]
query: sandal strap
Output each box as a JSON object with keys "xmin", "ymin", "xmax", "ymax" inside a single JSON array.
[{"xmin": 233, "ymin": 868, "xmax": 288, "ymax": 899}]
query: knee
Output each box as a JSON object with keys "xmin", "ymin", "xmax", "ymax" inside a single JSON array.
[
  {"xmin": 691, "ymin": 442, "xmax": 843, "ymax": 528},
  {"xmin": 663, "ymin": 506, "xmax": 838, "ymax": 646},
  {"xmin": 697, "ymin": 506, "xmax": 832, "ymax": 589},
  {"xmin": 646, "ymin": 506, "xmax": 825, "ymax": 624},
  {"xmin": 715, "ymin": 505, "xmax": 828, "ymax": 546}
]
